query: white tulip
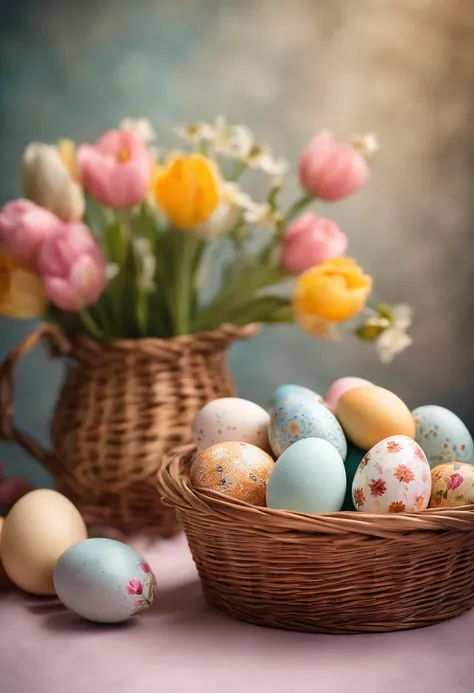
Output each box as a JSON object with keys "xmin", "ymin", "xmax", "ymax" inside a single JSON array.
[{"xmin": 20, "ymin": 142, "xmax": 85, "ymax": 221}]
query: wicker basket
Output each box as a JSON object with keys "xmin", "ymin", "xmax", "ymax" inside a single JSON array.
[
  {"xmin": 0, "ymin": 322, "xmax": 258, "ymax": 537},
  {"xmin": 160, "ymin": 444, "xmax": 474, "ymax": 633}
]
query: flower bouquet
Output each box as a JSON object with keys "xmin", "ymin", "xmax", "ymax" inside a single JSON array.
[{"xmin": 0, "ymin": 116, "xmax": 412, "ymax": 536}]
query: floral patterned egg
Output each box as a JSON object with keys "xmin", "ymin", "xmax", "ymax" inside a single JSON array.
[
  {"xmin": 412, "ymin": 405, "xmax": 474, "ymax": 469},
  {"xmin": 429, "ymin": 462, "xmax": 474, "ymax": 508},
  {"xmin": 54, "ymin": 538, "xmax": 157, "ymax": 623},
  {"xmin": 190, "ymin": 441, "xmax": 274, "ymax": 505},
  {"xmin": 352, "ymin": 435, "xmax": 431, "ymax": 514},
  {"xmin": 272, "ymin": 384, "xmax": 326, "ymax": 407},
  {"xmin": 269, "ymin": 393, "xmax": 347, "ymax": 460},
  {"xmin": 192, "ymin": 397, "xmax": 271, "ymax": 452}
]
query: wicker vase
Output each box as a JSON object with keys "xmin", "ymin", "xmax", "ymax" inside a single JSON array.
[{"xmin": 0, "ymin": 322, "xmax": 258, "ymax": 537}]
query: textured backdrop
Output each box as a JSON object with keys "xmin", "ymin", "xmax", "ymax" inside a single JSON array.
[{"xmin": 1, "ymin": 0, "xmax": 473, "ymax": 486}]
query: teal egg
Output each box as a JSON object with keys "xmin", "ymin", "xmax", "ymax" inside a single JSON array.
[
  {"xmin": 341, "ymin": 445, "xmax": 365, "ymax": 510},
  {"xmin": 54, "ymin": 538, "xmax": 157, "ymax": 623},
  {"xmin": 269, "ymin": 393, "xmax": 347, "ymax": 460},
  {"xmin": 272, "ymin": 384, "xmax": 325, "ymax": 406},
  {"xmin": 266, "ymin": 438, "xmax": 346, "ymax": 514}
]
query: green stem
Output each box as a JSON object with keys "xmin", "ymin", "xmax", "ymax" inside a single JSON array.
[
  {"xmin": 228, "ymin": 160, "xmax": 247, "ymax": 181},
  {"xmin": 172, "ymin": 232, "xmax": 198, "ymax": 335},
  {"xmin": 79, "ymin": 310, "xmax": 103, "ymax": 340}
]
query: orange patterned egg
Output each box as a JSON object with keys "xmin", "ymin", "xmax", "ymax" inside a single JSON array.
[
  {"xmin": 190, "ymin": 441, "xmax": 274, "ymax": 506},
  {"xmin": 429, "ymin": 462, "xmax": 474, "ymax": 508}
]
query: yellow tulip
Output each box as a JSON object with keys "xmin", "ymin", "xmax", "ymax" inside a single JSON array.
[
  {"xmin": 0, "ymin": 251, "xmax": 47, "ymax": 319},
  {"xmin": 292, "ymin": 257, "xmax": 372, "ymax": 332},
  {"xmin": 153, "ymin": 154, "xmax": 220, "ymax": 229}
]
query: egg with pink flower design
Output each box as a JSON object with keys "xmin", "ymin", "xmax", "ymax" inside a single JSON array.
[
  {"xmin": 54, "ymin": 538, "xmax": 157, "ymax": 623},
  {"xmin": 429, "ymin": 462, "xmax": 474, "ymax": 508},
  {"xmin": 352, "ymin": 435, "xmax": 431, "ymax": 514}
]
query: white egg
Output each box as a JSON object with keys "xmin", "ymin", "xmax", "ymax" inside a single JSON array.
[{"xmin": 192, "ymin": 397, "xmax": 270, "ymax": 452}]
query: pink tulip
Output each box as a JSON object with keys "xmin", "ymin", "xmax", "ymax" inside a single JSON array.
[
  {"xmin": 77, "ymin": 129, "xmax": 151, "ymax": 208},
  {"xmin": 282, "ymin": 213, "xmax": 348, "ymax": 273},
  {"xmin": 299, "ymin": 130, "xmax": 370, "ymax": 201},
  {"xmin": 36, "ymin": 222, "xmax": 106, "ymax": 311},
  {"xmin": 0, "ymin": 199, "xmax": 63, "ymax": 268}
]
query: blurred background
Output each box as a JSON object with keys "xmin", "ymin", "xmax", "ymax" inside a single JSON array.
[{"xmin": 1, "ymin": 0, "xmax": 473, "ymax": 487}]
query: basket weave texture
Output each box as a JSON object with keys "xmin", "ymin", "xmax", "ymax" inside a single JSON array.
[
  {"xmin": 0, "ymin": 322, "xmax": 258, "ymax": 537},
  {"xmin": 160, "ymin": 444, "xmax": 474, "ymax": 633}
]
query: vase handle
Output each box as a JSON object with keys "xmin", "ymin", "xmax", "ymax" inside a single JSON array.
[{"xmin": 0, "ymin": 323, "xmax": 71, "ymax": 477}]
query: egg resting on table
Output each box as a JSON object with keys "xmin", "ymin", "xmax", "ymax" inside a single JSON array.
[
  {"xmin": 352, "ymin": 434, "xmax": 431, "ymax": 514},
  {"xmin": 190, "ymin": 441, "xmax": 274, "ymax": 505},
  {"xmin": 54, "ymin": 538, "xmax": 157, "ymax": 623},
  {"xmin": 0, "ymin": 489, "xmax": 88, "ymax": 595},
  {"xmin": 324, "ymin": 377, "xmax": 373, "ymax": 411},
  {"xmin": 336, "ymin": 386, "xmax": 415, "ymax": 451},
  {"xmin": 192, "ymin": 397, "xmax": 271, "ymax": 452},
  {"xmin": 269, "ymin": 393, "xmax": 347, "ymax": 460},
  {"xmin": 266, "ymin": 438, "xmax": 346, "ymax": 514},
  {"xmin": 429, "ymin": 462, "xmax": 474, "ymax": 508},
  {"xmin": 412, "ymin": 405, "xmax": 474, "ymax": 469}
]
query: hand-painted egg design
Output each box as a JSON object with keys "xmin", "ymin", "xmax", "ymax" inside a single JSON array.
[
  {"xmin": 192, "ymin": 397, "xmax": 270, "ymax": 452},
  {"xmin": 352, "ymin": 435, "xmax": 431, "ymax": 514},
  {"xmin": 325, "ymin": 377, "xmax": 373, "ymax": 411},
  {"xmin": 54, "ymin": 538, "xmax": 157, "ymax": 623},
  {"xmin": 269, "ymin": 393, "xmax": 347, "ymax": 460},
  {"xmin": 266, "ymin": 438, "xmax": 346, "ymax": 514},
  {"xmin": 412, "ymin": 405, "xmax": 473, "ymax": 469},
  {"xmin": 272, "ymin": 384, "xmax": 326, "ymax": 407},
  {"xmin": 190, "ymin": 441, "xmax": 274, "ymax": 505},
  {"xmin": 429, "ymin": 462, "xmax": 474, "ymax": 508}
]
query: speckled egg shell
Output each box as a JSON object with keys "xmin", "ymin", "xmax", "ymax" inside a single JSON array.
[
  {"xmin": 412, "ymin": 405, "xmax": 474, "ymax": 469},
  {"xmin": 266, "ymin": 438, "xmax": 346, "ymax": 514},
  {"xmin": 429, "ymin": 462, "xmax": 474, "ymax": 508},
  {"xmin": 269, "ymin": 393, "xmax": 347, "ymax": 460},
  {"xmin": 190, "ymin": 441, "xmax": 274, "ymax": 505},
  {"xmin": 192, "ymin": 398, "xmax": 271, "ymax": 452},
  {"xmin": 272, "ymin": 384, "xmax": 326, "ymax": 407},
  {"xmin": 352, "ymin": 435, "xmax": 431, "ymax": 514},
  {"xmin": 54, "ymin": 538, "xmax": 157, "ymax": 623}
]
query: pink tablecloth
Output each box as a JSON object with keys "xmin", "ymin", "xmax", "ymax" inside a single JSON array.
[{"xmin": 0, "ymin": 533, "xmax": 471, "ymax": 693}]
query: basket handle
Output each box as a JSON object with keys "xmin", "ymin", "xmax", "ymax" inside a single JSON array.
[{"xmin": 0, "ymin": 323, "xmax": 71, "ymax": 477}]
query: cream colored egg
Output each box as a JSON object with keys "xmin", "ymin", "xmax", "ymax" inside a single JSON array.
[
  {"xmin": 192, "ymin": 397, "xmax": 271, "ymax": 452},
  {"xmin": 0, "ymin": 489, "xmax": 88, "ymax": 595},
  {"xmin": 336, "ymin": 386, "xmax": 415, "ymax": 451}
]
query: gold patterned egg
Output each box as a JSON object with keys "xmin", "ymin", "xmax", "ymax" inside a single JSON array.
[
  {"xmin": 429, "ymin": 462, "xmax": 474, "ymax": 508},
  {"xmin": 190, "ymin": 441, "xmax": 274, "ymax": 506}
]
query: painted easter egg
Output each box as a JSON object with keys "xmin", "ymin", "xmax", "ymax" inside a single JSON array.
[
  {"xmin": 325, "ymin": 377, "xmax": 373, "ymax": 411},
  {"xmin": 337, "ymin": 386, "xmax": 415, "ymax": 451},
  {"xmin": 352, "ymin": 435, "xmax": 431, "ymax": 514},
  {"xmin": 190, "ymin": 441, "xmax": 274, "ymax": 506},
  {"xmin": 429, "ymin": 462, "xmax": 474, "ymax": 508},
  {"xmin": 266, "ymin": 438, "xmax": 346, "ymax": 514},
  {"xmin": 269, "ymin": 393, "xmax": 347, "ymax": 460},
  {"xmin": 54, "ymin": 538, "xmax": 157, "ymax": 623},
  {"xmin": 412, "ymin": 405, "xmax": 473, "ymax": 469},
  {"xmin": 341, "ymin": 444, "xmax": 366, "ymax": 511},
  {"xmin": 272, "ymin": 384, "xmax": 326, "ymax": 407},
  {"xmin": 192, "ymin": 397, "xmax": 271, "ymax": 452}
]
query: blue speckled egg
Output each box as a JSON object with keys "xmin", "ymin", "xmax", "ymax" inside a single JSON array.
[
  {"xmin": 266, "ymin": 438, "xmax": 346, "ymax": 513},
  {"xmin": 412, "ymin": 405, "xmax": 474, "ymax": 469},
  {"xmin": 54, "ymin": 538, "xmax": 157, "ymax": 623},
  {"xmin": 269, "ymin": 393, "xmax": 347, "ymax": 460},
  {"xmin": 272, "ymin": 384, "xmax": 326, "ymax": 407}
]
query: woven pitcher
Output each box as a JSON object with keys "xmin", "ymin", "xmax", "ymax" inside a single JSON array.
[{"xmin": 0, "ymin": 322, "xmax": 257, "ymax": 537}]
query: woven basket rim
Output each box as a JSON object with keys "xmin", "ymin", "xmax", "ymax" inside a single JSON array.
[
  {"xmin": 64, "ymin": 322, "xmax": 260, "ymax": 353},
  {"xmin": 159, "ymin": 444, "xmax": 474, "ymax": 539}
]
